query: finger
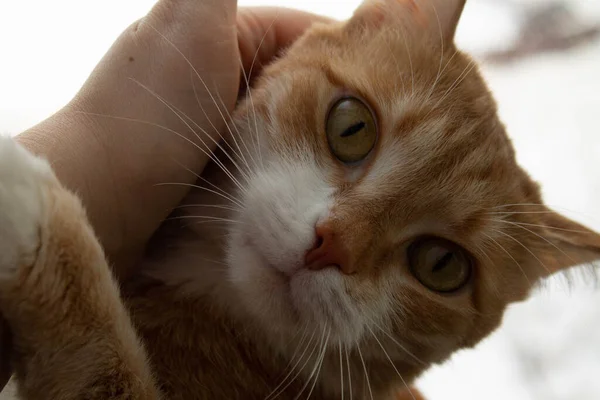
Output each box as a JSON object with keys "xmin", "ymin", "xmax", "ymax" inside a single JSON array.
[
  {"xmin": 237, "ymin": 7, "xmax": 334, "ymax": 80},
  {"xmin": 146, "ymin": 0, "xmax": 237, "ymax": 31}
]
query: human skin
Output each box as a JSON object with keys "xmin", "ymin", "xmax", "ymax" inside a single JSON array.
[{"xmin": 1, "ymin": 0, "xmax": 330, "ymax": 390}]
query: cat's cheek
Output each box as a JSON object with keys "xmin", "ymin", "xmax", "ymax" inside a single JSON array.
[{"xmin": 226, "ymin": 233, "xmax": 297, "ymax": 330}]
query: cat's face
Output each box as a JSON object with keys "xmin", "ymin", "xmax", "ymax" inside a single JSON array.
[{"xmin": 226, "ymin": 0, "xmax": 600, "ymax": 383}]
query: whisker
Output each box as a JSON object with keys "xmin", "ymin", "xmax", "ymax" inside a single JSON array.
[
  {"xmin": 176, "ymin": 204, "xmax": 238, "ymax": 212},
  {"xmin": 366, "ymin": 325, "xmax": 416, "ymax": 400},
  {"xmin": 397, "ymin": 25, "xmax": 416, "ymax": 98},
  {"xmin": 472, "ymin": 242, "xmax": 503, "ymax": 297},
  {"xmin": 292, "ymin": 325, "xmax": 329, "ymax": 400},
  {"xmin": 266, "ymin": 329, "xmax": 320, "ymax": 400},
  {"xmin": 74, "ymin": 111, "xmax": 215, "ymax": 161},
  {"xmin": 245, "ymin": 12, "xmax": 282, "ymax": 167},
  {"xmin": 488, "ymin": 218, "xmax": 578, "ymax": 266},
  {"xmin": 488, "ymin": 203, "xmax": 599, "ymax": 219},
  {"xmin": 383, "ymin": 36, "xmax": 406, "ymax": 96},
  {"xmin": 188, "ymin": 71, "xmax": 241, "ymax": 158},
  {"xmin": 482, "ymin": 232, "xmax": 531, "ymax": 284},
  {"xmin": 429, "ymin": 59, "xmax": 477, "ymax": 115},
  {"xmin": 194, "ymin": 257, "xmax": 228, "ymax": 266},
  {"xmin": 155, "ymin": 182, "xmax": 243, "ymax": 208},
  {"xmin": 424, "ymin": 1, "xmax": 447, "ymax": 103},
  {"xmin": 496, "ymin": 220, "xmax": 589, "ymax": 234},
  {"xmin": 339, "ymin": 340, "xmax": 344, "ymax": 400},
  {"xmin": 145, "ymin": 23, "xmax": 243, "ymax": 162},
  {"xmin": 486, "ymin": 211, "xmax": 557, "ymax": 215},
  {"xmin": 271, "ymin": 323, "xmax": 310, "ymax": 387},
  {"xmin": 345, "ymin": 344, "xmax": 353, "ymax": 400},
  {"xmin": 189, "ymin": 72, "xmax": 251, "ymax": 180},
  {"xmin": 491, "ymin": 228, "xmax": 552, "ymax": 280},
  {"xmin": 165, "ymin": 215, "xmax": 244, "ymax": 225},
  {"xmin": 214, "ymin": 85, "xmax": 256, "ymax": 171},
  {"xmin": 129, "ymin": 78, "xmax": 248, "ymax": 193},
  {"xmin": 74, "ymin": 110, "xmax": 248, "ymax": 201},
  {"xmin": 356, "ymin": 343, "xmax": 374, "ymax": 400},
  {"xmin": 168, "ymin": 159, "xmax": 245, "ymax": 207},
  {"xmin": 491, "ymin": 203, "xmax": 552, "ymax": 209},
  {"xmin": 303, "ymin": 327, "xmax": 330, "ymax": 400},
  {"xmin": 238, "ymin": 59, "xmax": 262, "ymax": 166},
  {"xmin": 427, "ymin": 50, "xmax": 458, "ymax": 104},
  {"xmin": 369, "ymin": 319, "xmax": 426, "ymax": 367}
]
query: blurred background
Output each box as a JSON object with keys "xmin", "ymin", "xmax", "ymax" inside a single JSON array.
[{"xmin": 1, "ymin": 1, "xmax": 599, "ymax": 399}]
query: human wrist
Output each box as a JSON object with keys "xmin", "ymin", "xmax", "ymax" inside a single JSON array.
[{"xmin": 15, "ymin": 105, "xmax": 128, "ymax": 269}]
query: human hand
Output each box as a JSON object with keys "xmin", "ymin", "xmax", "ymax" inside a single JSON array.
[
  {"xmin": 3, "ymin": 0, "xmax": 331, "ymax": 390},
  {"xmin": 16, "ymin": 1, "xmax": 331, "ymax": 280}
]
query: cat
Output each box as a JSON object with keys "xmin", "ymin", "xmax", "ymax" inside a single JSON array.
[{"xmin": 1, "ymin": 0, "xmax": 600, "ymax": 399}]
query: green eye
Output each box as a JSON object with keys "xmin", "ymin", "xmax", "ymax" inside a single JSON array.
[
  {"xmin": 326, "ymin": 97, "xmax": 377, "ymax": 163},
  {"xmin": 407, "ymin": 236, "xmax": 472, "ymax": 293}
]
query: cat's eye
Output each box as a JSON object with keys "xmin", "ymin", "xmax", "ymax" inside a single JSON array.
[
  {"xmin": 326, "ymin": 97, "xmax": 377, "ymax": 163},
  {"xmin": 407, "ymin": 236, "xmax": 472, "ymax": 293}
]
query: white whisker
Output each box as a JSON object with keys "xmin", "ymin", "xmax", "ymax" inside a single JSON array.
[
  {"xmin": 482, "ymin": 232, "xmax": 531, "ymax": 284},
  {"xmin": 488, "ymin": 218, "xmax": 579, "ymax": 266},
  {"xmin": 245, "ymin": 12, "xmax": 281, "ymax": 167},
  {"xmin": 369, "ymin": 319, "xmax": 426, "ymax": 367},
  {"xmin": 155, "ymin": 182, "xmax": 243, "ymax": 208},
  {"xmin": 176, "ymin": 204, "xmax": 238, "ymax": 212},
  {"xmin": 166, "ymin": 215, "xmax": 244, "ymax": 225},
  {"xmin": 424, "ymin": 0, "xmax": 446, "ymax": 103},
  {"xmin": 168, "ymin": 159, "xmax": 245, "ymax": 206},
  {"xmin": 356, "ymin": 343, "xmax": 374, "ymax": 400},
  {"xmin": 303, "ymin": 327, "xmax": 330, "ymax": 400},
  {"xmin": 491, "ymin": 228, "xmax": 552, "ymax": 276},
  {"xmin": 130, "ymin": 78, "xmax": 248, "ymax": 192},
  {"xmin": 292, "ymin": 325, "xmax": 330, "ymax": 400},
  {"xmin": 366, "ymin": 325, "xmax": 416, "ymax": 400},
  {"xmin": 429, "ymin": 59, "xmax": 477, "ymax": 115},
  {"xmin": 189, "ymin": 72, "xmax": 251, "ymax": 180},
  {"xmin": 214, "ymin": 85, "xmax": 257, "ymax": 171},
  {"xmin": 265, "ymin": 329, "xmax": 320, "ymax": 400},
  {"xmin": 145, "ymin": 23, "xmax": 245, "ymax": 165},
  {"xmin": 397, "ymin": 26, "xmax": 415, "ymax": 98},
  {"xmin": 338, "ymin": 340, "xmax": 344, "ymax": 400},
  {"xmin": 345, "ymin": 344, "xmax": 353, "ymax": 400}
]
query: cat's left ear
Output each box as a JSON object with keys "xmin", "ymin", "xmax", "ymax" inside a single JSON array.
[
  {"xmin": 350, "ymin": 0, "xmax": 467, "ymax": 44},
  {"xmin": 532, "ymin": 210, "xmax": 600, "ymax": 277}
]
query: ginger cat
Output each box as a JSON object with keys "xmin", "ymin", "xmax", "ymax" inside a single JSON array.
[{"xmin": 1, "ymin": 0, "xmax": 599, "ymax": 399}]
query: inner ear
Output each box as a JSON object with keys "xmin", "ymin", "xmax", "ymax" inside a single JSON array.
[
  {"xmin": 349, "ymin": 0, "xmax": 467, "ymax": 44},
  {"xmin": 533, "ymin": 209, "xmax": 600, "ymax": 277}
]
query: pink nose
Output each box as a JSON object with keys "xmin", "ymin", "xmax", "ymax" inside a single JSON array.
[{"xmin": 305, "ymin": 223, "xmax": 354, "ymax": 274}]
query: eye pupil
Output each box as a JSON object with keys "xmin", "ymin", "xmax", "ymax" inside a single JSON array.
[
  {"xmin": 431, "ymin": 252, "xmax": 453, "ymax": 273},
  {"xmin": 340, "ymin": 121, "xmax": 366, "ymax": 138}
]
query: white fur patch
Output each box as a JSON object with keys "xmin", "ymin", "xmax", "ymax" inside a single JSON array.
[
  {"xmin": 0, "ymin": 136, "xmax": 54, "ymax": 279},
  {"xmin": 227, "ymin": 155, "xmax": 340, "ymax": 336}
]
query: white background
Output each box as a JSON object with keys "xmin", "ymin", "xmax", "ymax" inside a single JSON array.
[{"xmin": 1, "ymin": 1, "xmax": 600, "ymax": 399}]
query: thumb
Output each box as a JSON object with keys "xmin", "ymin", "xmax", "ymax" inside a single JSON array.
[
  {"xmin": 237, "ymin": 7, "xmax": 334, "ymax": 81},
  {"xmin": 145, "ymin": 0, "xmax": 238, "ymax": 31}
]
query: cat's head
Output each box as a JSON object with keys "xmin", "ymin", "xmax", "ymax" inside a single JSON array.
[{"xmin": 227, "ymin": 0, "xmax": 600, "ymax": 387}]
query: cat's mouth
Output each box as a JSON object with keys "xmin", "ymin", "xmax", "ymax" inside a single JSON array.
[
  {"xmin": 231, "ymin": 232, "xmax": 366, "ymax": 345},
  {"xmin": 243, "ymin": 235, "xmax": 305, "ymax": 278}
]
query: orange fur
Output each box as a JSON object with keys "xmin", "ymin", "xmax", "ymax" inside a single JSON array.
[{"xmin": 2, "ymin": 1, "xmax": 600, "ymax": 399}]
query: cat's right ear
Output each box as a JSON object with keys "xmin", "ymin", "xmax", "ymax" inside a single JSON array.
[{"xmin": 349, "ymin": 0, "xmax": 467, "ymax": 45}]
